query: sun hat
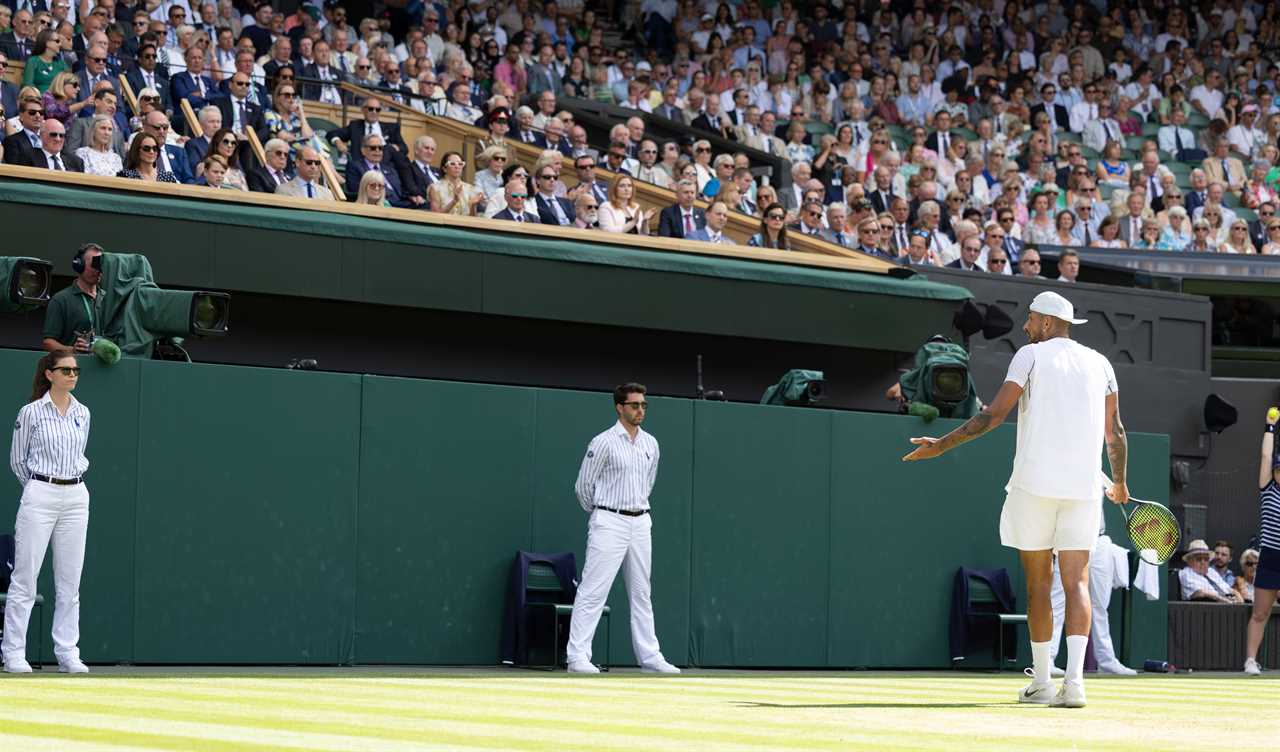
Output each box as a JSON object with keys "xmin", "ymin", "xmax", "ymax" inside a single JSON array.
[
  {"xmin": 1028, "ymin": 291, "xmax": 1088, "ymax": 325},
  {"xmin": 1181, "ymin": 539, "xmax": 1212, "ymax": 563}
]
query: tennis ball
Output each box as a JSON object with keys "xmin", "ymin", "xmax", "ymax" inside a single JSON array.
[{"xmin": 1269, "ymin": 407, "xmax": 1279, "ymax": 423}]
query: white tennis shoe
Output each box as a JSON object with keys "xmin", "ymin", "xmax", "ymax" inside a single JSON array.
[
  {"xmin": 58, "ymin": 659, "xmax": 89, "ymax": 674},
  {"xmin": 1050, "ymin": 665, "xmax": 1065, "ymax": 678},
  {"xmin": 1244, "ymin": 658, "xmax": 1262, "ymax": 676},
  {"xmin": 1051, "ymin": 680, "xmax": 1087, "ymax": 708},
  {"xmin": 641, "ymin": 658, "xmax": 681, "ymax": 674},
  {"xmin": 1018, "ymin": 670, "xmax": 1055, "ymax": 704},
  {"xmin": 567, "ymin": 660, "xmax": 600, "ymax": 674},
  {"xmin": 3, "ymin": 659, "xmax": 33, "ymax": 674}
]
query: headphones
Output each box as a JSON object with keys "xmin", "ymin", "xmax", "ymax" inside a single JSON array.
[{"xmin": 72, "ymin": 243, "xmax": 102, "ymax": 275}]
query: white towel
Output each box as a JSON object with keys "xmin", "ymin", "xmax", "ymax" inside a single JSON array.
[
  {"xmin": 1100, "ymin": 536, "xmax": 1130, "ymax": 590},
  {"xmin": 1134, "ymin": 552, "xmax": 1161, "ymax": 601}
]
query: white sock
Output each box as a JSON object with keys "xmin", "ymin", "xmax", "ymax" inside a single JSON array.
[
  {"xmin": 1031, "ymin": 640, "xmax": 1051, "ymax": 684},
  {"xmin": 1065, "ymin": 634, "xmax": 1089, "ymax": 683}
]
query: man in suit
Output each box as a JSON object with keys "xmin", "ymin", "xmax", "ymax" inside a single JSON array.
[
  {"xmin": 344, "ymin": 133, "xmax": 409, "ymax": 206},
  {"xmin": 170, "ymin": 46, "xmax": 218, "ymax": 134},
  {"xmin": 402, "ymin": 135, "xmax": 438, "ymax": 206},
  {"xmin": 541, "ymin": 117, "xmax": 574, "ymax": 158},
  {"xmin": 1249, "ymin": 202, "xmax": 1274, "ymax": 250},
  {"xmin": 1184, "ymin": 169, "xmax": 1209, "ymax": 217},
  {"xmin": 1202, "ymin": 139, "xmax": 1247, "ymax": 193},
  {"xmin": 572, "ymin": 154, "xmax": 610, "ymax": 206},
  {"xmin": 2, "ymin": 97, "xmax": 45, "ymax": 165},
  {"xmin": 1157, "ymin": 107, "xmax": 1199, "ymax": 161},
  {"xmin": 328, "ymin": 99, "xmax": 409, "ymax": 173},
  {"xmin": 658, "ymin": 180, "xmax": 707, "ymax": 239},
  {"xmin": 24, "ymin": 119, "xmax": 83, "ymax": 171},
  {"xmin": 141, "ymin": 110, "xmax": 194, "ymax": 183},
  {"xmin": 0, "ymin": 53, "xmax": 19, "ymax": 115},
  {"xmin": 945, "ymin": 236, "xmax": 985, "ymax": 271},
  {"xmin": 511, "ymin": 105, "xmax": 546, "ymax": 148},
  {"xmin": 526, "ymin": 44, "xmax": 563, "ymax": 97},
  {"xmin": 778, "ymin": 161, "xmax": 811, "ymax": 213},
  {"xmin": 753, "ymin": 111, "xmax": 787, "ymax": 157},
  {"xmin": 261, "ymin": 36, "xmax": 294, "ymax": 83},
  {"xmin": 867, "ymin": 165, "xmax": 895, "ymax": 215},
  {"xmin": 215, "ymin": 71, "xmax": 268, "ymax": 140},
  {"xmin": 247, "ymin": 137, "xmax": 295, "ymax": 193},
  {"xmin": 75, "ymin": 44, "xmax": 115, "ymax": 99},
  {"xmin": 655, "ymin": 80, "xmax": 683, "ymax": 122},
  {"xmin": 820, "ymin": 203, "xmax": 852, "ymax": 247},
  {"xmin": 791, "ymin": 200, "xmax": 827, "ymax": 238},
  {"xmin": 275, "ymin": 147, "xmax": 334, "ymax": 200},
  {"xmin": 1115, "ymin": 191, "xmax": 1148, "ymax": 246},
  {"xmin": 183, "ymin": 105, "xmax": 223, "ymax": 165},
  {"xmin": 533, "ymin": 164, "xmax": 576, "ymax": 226},
  {"xmin": 0, "ymin": 9, "xmax": 36, "ymax": 61},
  {"xmin": 64, "ymin": 87, "xmax": 126, "ymax": 157},
  {"xmin": 493, "ymin": 180, "xmax": 541, "ymax": 222},
  {"xmin": 690, "ymin": 95, "xmax": 728, "ymax": 138},
  {"xmin": 569, "ymin": 126, "xmax": 598, "ymax": 161},
  {"xmin": 1029, "ymin": 83, "xmax": 1070, "ymax": 131},
  {"xmin": 923, "ymin": 111, "xmax": 958, "ymax": 156},
  {"xmin": 853, "ymin": 216, "xmax": 894, "ymax": 260},
  {"xmin": 126, "ymin": 43, "xmax": 171, "ymax": 114},
  {"xmin": 219, "ymin": 49, "xmax": 270, "ymax": 110},
  {"xmin": 687, "ymin": 202, "xmax": 733, "ymax": 243},
  {"xmin": 301, "ymin": 39, "xmax": 345, "ymax": 105}
]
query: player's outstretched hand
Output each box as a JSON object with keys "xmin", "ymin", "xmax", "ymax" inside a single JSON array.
[
  {"xmin": 902, "ymin": 437, "xmax": 942, "ymax": 461},
  {"xmin": 1105, "ymin": 481, "xmax": 1129, "ymax": 505}
]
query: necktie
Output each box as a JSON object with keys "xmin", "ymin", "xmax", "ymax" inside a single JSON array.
[
  {"xmin": 940, "ymin": 132, "xmax": 948, "ymax": 154},
  {"xmin": 1223, "ymin": 159, "xmax": 1231, "ymax": 181},
  {"xmin": 27, "ymin": 131, "xmax": 39, "ymax": 147},
  {"xmin": 196, "ymin": 75, "xmax": 205, "ymax": 98},
  {"xmin": 834, "ymin": 232, "xmax": 844, "ymax": 245},
  {"xmin": 145, "ymin": 73, "xmax": 154, "ymax": 91},
  {"xmin": 1005, "ymin": 237, "xmax": 1016, "ymax": 258},
  {"xmin": 1132, "ymin": 218, "xmax": 1140, "ymax": 241},
  {"xmin": 306, "ymin": 182, "xmax": 314, "ymax": 198},
  {"xmin": 1173, "ymin": 128, "xmax": 1184, "ymax": 152},
  {"xmin": 515, "ymin": 214, "xmax": 524, "ymax": 223},
  {"xmin": 1149, "ymin": 174, "xmax": 1159, "ymax": 198},
  {"xmin": 684, "ymin": 211, "xmax": 693, "ymax": 234},
  {"xmin": 549, "ymin": 197, "xmax": 568, "ymax": 224},
  {"xmin": 273, "ymin": 170, "xmax": 282, "ymax": 184},
  {"xmin": 239, "ymin": 101, "xmax": 248, "ymax": 129},
  {"xmin": 1083, "ymin": 224, "xmax": 1091, "ymax": 245},
  {"xmin": 898, "ymin": 227, "xmax": 907, "ymax": 248},
  {"xmin": 50, "ymin": 154, "xmax": 63, "ymax": 171}
]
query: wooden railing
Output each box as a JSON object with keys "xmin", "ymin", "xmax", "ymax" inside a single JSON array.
[{"xmin": 0, "ymin": 164, "xmax": 896, "ymax": 275}]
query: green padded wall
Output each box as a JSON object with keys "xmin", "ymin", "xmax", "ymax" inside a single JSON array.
[
  {"xmin": 0, "ymin": 349, "xmax": 1170, "ymax": 667},
  {"xmin": 131, "ymin": 362, "xmax": 361, "ymax": 663}
]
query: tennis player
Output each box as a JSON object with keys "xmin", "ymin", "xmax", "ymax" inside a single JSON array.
[
  {"xmin": 1244, "ymin": 407, "xmax": 1280, "ymax": 675},
  {"xmin": 2, "ymin": 350, "xmax": 92, "ymax": 674},
  {"xmin": 903, "ymin": 291, "xmax": 1128, "ymax": 708}
]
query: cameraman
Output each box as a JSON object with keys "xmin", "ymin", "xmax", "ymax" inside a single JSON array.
[{"xmin": 41, "ymin": 244, "xmax": 102, "ymax": 354}]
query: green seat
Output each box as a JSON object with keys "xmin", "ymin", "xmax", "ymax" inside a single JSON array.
[
  {"xmin": 1125, "ymin": 135, "xmax": 1149, "ymax": 152},
  {"xmin": 952, "ymin": 127, "xmax": 977, "ymax": 141},
  {"xmin": 308, "ymin": 117, "xmax": 339, "ymax": 134},
  {"xmin": 958, "ymin": 575, "xmax": 1026, "ymax": 671},
  {"xmin": 524, "ymin": 562, "xmax": 609, "ymax": 671},
  {"xmin": 887, "ymin": 124, "xmax": 909, "ymax": 139},
  {"xmin": 804, "ymin": 121, "xmax": 833, "ymax": 137},
  {"xmin": 891, "ymin": 134, "xmax": 911, "ymax": 152},
  {"xmin": 1221, "ymin": 192, "xmax": 1241, "ymax": 208},
  {"xmin": 1079, "ymin": 145, "xmax": 1100, "ymax": 160},
  {"xmin": 1098, "ymin": 183, "xmax": 1116, "ymax": 201},
  {"xmin": 1141, "ymin": 122, "xmax": 1161, "ymax": 137},
  {"xmin": 1167, "ymin": 161, "xmax": 1193, "ymax": 176},
  {"xmin": 1057, "ymin": 131, "xmax": 1082, "ymax": 144},
  {"xmin": 1236, "ymin": 207, "xmax": 1258, "ymax": 223},
  {"xmin": 0, "ymin": 591, "xmax": 45, "ymax": 670},
  {"xmin": 1187, "ymin": 113, "xmax": 1210, "ymax": 129}
]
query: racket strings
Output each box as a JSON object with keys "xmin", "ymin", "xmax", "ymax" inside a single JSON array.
[{"xmin": 1127, "ymin": 502, "xmax": 1180, "ymax": 563}]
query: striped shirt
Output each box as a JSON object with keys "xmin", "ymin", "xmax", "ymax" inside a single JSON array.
[
  {"xmin": 10, "ymin": 392, "xmax": 91, "ymax": 485},
  {"xmin": 1179, "ymin": 566, "xmax": 1232, "ymax": 600},
  {"xmin": 1260, "ymin": 481, "xmax": 1280, "ymax": 550},
  {"xmin": 574, "ymin": 421, "xmax": 660, "ymax": 513}
]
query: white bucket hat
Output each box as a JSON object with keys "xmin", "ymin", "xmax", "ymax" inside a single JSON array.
[
  {"xmin": 1181, "ymin": 539, "xmax": 1212, "ymax": 564},
  {"xmin": 1029, "ymin": 291, "xmax": 1088, "ymax": 325}
]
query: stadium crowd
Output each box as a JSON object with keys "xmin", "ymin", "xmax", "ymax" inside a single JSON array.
[{"xmin": 1, "ymin": 1, "xmax": 1280, "ymax": 270}]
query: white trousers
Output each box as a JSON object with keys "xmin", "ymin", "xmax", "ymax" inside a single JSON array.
[
  {"xmin": 2, "ymin": 480, "xmax": 90, "ymax": 665},
  {"xmin": 1049, "ymin": 536, "xmax": 1120, "ymax": 667},
  {"xmin": 566, "ymin": 509, "xmax": 662, "ymax": 665}
]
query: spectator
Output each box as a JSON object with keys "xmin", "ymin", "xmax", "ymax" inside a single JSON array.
[
  {"xmin": 117, "ymin": 131, "xmax": 176, "ymax": 182},
  {"xmin": 1018, "ymin": 247, "xmax": 1044, "ymax": 278},
  {"xmin": 22, "ymin": 29, "xmax": 66, "ymax": 93},
  {"xmin": 985, "ymin": 246, "xmax": 1009, "ymax": 274},
  {"xmin": 427, "ymin": 150, "xmax": 483, "ymax": 216},
  {"xmin": 747, "ymin": 203, "xmax": 790, "ymax": 250},
  {"xmin": 791, "ymin": 200, "xmax": 825, "ymax": 238},
  {"xmin": 1203, "ymin": 139, "xmax": 1247, "ymax": 193},
  {"xmin": 599, "ymin": 175, "xmax": 654, "ymax": 235},
  {"xmin": 183, "ymin": 105, "xmax": 223, "ymax": 166},
  {"xmin": 687, "ymin": 201, "xmax": 733, "ymax": 244},
  {"xmin": 1091, "ymin": 216, "xmax": 1124, "ymax": 249},
  {"xmin": 533, "ymin": 163, "xmax": 575, "ymax": 227},
  {"xmin": 632, "ymin": 140, "xmax": 670, "ymax": 189},
  {"xmin": 1159, "ymin": 108, "xmax": 1199, "ymax": 161},
  {"xmin": 195, "ymin": 153, "xmax": 230, "ymax": 188},
  {"xmin": 853, "ymin": 216, "xmax": 893, "ymax": 260},
  {"xmin": 1188, "ymin": 219, "xmax": 1219, "ymax": 252},
  {"xmin": 276, "ymin": 146, "xmax": 332, "ymax": 200},
  {"xmin": 1235, "ymin": 549, "xmax": 1260, "ymax": 604},
  {"xmin": 1223, "ymin": 220, "xmax": 1258, "ymax": 254},
  {"xmin": 265, "ymin": 80, "xmax": 325, "ymax": 158},
  {"xmin": 571, "ymin": 192, "xmax": 599, "ymax": 230},
  {"xmin": 171, "ymin": 45, "xmax": 216, "ymax": 131},
  {"xmin": 946, "ymin": 235, "xmax": 984, "ymax": 271},
  {"xmin": 822, "ymin": 203, "xmax": 851, "ymax": 247},
  {"xmin": 40, "ymin": 71, "xmax": 86, "ymax": 125},
  {"xmin": 572, "ymin": 154, "xmax": 609, "ymax": 206},
  {"xmin": 492, "ymin": 179, "xmax": 539, "ymax": 222},
  {"xmin": 202, "ymin": 128, "xmax": 248, "ymax": 191},
  {"xmin": 658, "ymin": 179, "xmax": 705, "ymax": 240},
  {"xmin": 1179, "ymin": 539, "xmax": 1242, "ymax": 602},
  {"xmin": 1161, "ymin": 208, "xmax": 1193, "ymax": 251},
  {"xmin": 473, "ymin": 145, "xmax": 508, "ymax": 204},
  {"xmin": 72, "ymin": 114, "xmax": 122, "ymax": 177},
  {"xmin": 247, "ymin": 137, "xmax": 293, "ymax": 193},
  {"xmin": 1056, "ymin": 250, "xmax": 1080, "ymax": 282},
  {"xmin": 1212, "ymin": 540, "xmax": 1237, "ymax": 588},
  {"xmin": 354, "ymin": 169, "xmax": 390, "ymax": 207},
  {"xmin": 403, "ymin": 136, "xmax": 439, "ymax": 198}
]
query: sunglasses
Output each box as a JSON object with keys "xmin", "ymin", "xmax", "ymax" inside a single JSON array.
[
  {"xmin": 509, "ymin": 193, "xmax": 528, "ymax": 199},
  {"xmin": 366, "ymin": 106, "xmax": 382, "ymax": 112},
  {"xmin": 141, "ymin": 95, "xmax": 160, "ymax": 103},
  {"xmin": 88, "ymin": 56, "xmax": 106, "ymax": 64},
  {"xmin": 139, "ymin": 144, "xmax": 158, "ymax": 153},
  {"xmin": 24, "ymin": 108, "xmax": 43, "ymax": 116},
  {"xmin": 445, "ymin": 161, "xmax": 464, "ymax": 167},
  {"xmin": 1022, "ymin": 260, "xmax": 1041, "ymax": 265},
  {"xmin": 51, "ymin": 367, "xmax": 81, "ymax": 376},
  {"xmin": 366, "ymin": 145, "xmax": 384, "ymax": 151},
  {"xmin": 989, "ymin": 258, "xmax": 1008, "ymax": 265},
  {"xmin": 695, "ymin": 147, "xmax": 711, "ymax": 153},
  {"xmin": 302, "ymin": 159, "xmax": 321, "ymax": 166},
  {"xmin": 231, "ymin": 80, "xmax": 249, "ymax": 86},
  {"xmin": 46, "ymin": 132, "xmax": 64, "ymax": 139},
  {"xmin": 767, "ymin": 213, "xmax": 785, "ymax": 220}
]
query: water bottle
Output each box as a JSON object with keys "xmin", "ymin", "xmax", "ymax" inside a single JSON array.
[{"xmin": 1143, "ymin": 660, "xmax": 1171, "ymax": 673}]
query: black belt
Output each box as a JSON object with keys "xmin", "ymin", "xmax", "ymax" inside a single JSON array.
[
  {"xmin": 31, "ymin": 473, "xmax": 83, "ymax": 485},
  {"xmin": 594, "ymin": 506, "xmax": 649, "ymax": 517}
]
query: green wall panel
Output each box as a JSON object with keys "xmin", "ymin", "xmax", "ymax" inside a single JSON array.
[
  {"xmin": 690, "ymin": 402, "xmax": 832, "ymax": 667},
  {"xmin": 356, "ymin": 378, "xmax": 535, "ymax": 663},
  {"xmin": 529, "ymin": 390, "xmax": 693, "ymax": 666},
  {"xmin": 131, "ymin": 362, "xmax": 361, "ymax": 663}
]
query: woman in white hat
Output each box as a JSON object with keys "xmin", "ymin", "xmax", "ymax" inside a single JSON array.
[{"xmin": 1244, "ymin": 409, "xmax": 1280, "ymax": 675}]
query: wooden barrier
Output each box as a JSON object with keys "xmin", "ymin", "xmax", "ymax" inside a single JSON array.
[
  {"xmin": 0, "ymin": 164, "xmax": 897, "ymax": 275},
  {"xmin": 320, "ymin": 155, "xmax": 346, "ymax": 201},
  {"xmin": 117, "ymin": 74, "xmax": 138, "ymax": 117},
  {"xmin": 1167, "ymin": 601, "xmax": 1280, "ymax": 670},
  {"xmin": 243, "ymin": 126, "xmax": 268, "ymax": 167},
  {"xmin": 180, "ymin": 99, "xmax": 202, "ymax": 138}
]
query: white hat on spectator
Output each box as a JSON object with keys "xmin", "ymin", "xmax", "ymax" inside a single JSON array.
[
  {"xmin": 1029, "ymin": 291, "xmax": 1087, "ymax": 325},
  {"xmin": 701, "ymin": 14, "xmax": 713, "ymax": 22},
  {"xmin": 1181, "ymin": 539, "xmax": 1212, "ymax": 563},
  {"xmin": 636, "ymin": 61, "xmax": 652, "ymax": 72}
]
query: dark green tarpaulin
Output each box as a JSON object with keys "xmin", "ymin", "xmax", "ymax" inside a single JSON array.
[{"xmin": 0, "ymin": 179, "xmax": 971, "ymax": 303}]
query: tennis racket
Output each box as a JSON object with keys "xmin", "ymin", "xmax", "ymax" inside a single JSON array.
[{"xmin": 1100, "ymin": 473, "xmax": 1180, "ymax": 566}]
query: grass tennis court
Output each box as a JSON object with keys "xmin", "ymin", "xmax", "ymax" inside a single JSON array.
[{"xmin": 1, "ymin": 667, "xmax": 1277, "ymax": 751}]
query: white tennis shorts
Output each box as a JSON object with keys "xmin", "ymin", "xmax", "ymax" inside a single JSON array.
[{"xmin": 999, "ymin": 486, "xmax": 1101, "ymax": 552}]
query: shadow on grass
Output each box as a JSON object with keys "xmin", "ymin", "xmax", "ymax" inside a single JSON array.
[{"xmin": 733, "ymin": 701, "xmax": 1029, "ymax": 709}]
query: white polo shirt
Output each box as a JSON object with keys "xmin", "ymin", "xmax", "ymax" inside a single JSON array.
[{"xmin": 1004, "ymin": 337, "xmax": 1117, "ymax": 501}]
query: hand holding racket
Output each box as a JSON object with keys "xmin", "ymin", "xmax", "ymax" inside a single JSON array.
[{"xmin": 1100, "ymin": 473, "xmax": 1180, "ymax": 566}]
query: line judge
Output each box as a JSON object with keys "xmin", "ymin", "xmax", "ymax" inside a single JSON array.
[
  {"xmin": 3, "ymin": 349, "xmax": 92, "ymax": 674},
  {"xmin": 566, "ymin": 383, "xmax": 680, "ymax": 674}
]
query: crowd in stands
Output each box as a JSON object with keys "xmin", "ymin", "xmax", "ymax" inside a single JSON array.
[
  {"xmin": 1177, "ymin": 538, "xmax": 1258, "ymax": 603},
  {"xmin": 2, "ymin": 1, "xmax": 1280, "ymax": 270}
]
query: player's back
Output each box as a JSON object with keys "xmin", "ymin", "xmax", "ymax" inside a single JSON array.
[{"xmin": 1007, "ymin": 337, "xmax": 1117, "ymax": 501}]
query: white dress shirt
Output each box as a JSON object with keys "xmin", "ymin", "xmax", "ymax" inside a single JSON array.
[
  {"xmin": 574, "ymin": 421, "xmax": 659, "ymax": 513},
  {"xmin": 11, "ymin": 392, "xmax": 91, "ymax": 484}
]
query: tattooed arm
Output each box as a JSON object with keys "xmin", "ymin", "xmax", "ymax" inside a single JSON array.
[
  {"xmin": 1103, "ymin": 391, "xmax": 1129, "ymax": 503},
  {"xmin": 902, "ymin": 381, "xmax": 1024, "ymax": 461}
]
